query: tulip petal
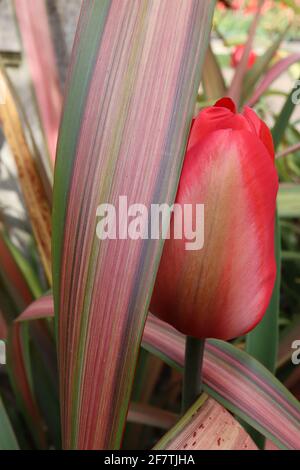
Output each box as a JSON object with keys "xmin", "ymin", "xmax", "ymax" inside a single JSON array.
[
  {"xmin": 243, "ymin": 106, "xmax": 275, "ymax": 160},
  {"xmin": 151, "ymin": 128, "xmax": 278, "ymax": 340},
  {"xmin": 214, "ymin": 97, "xmax": 237, "ymax": 113},
  {"xmin": 188, "ymin": 98, "xmax": 251, "ymax": 151}
]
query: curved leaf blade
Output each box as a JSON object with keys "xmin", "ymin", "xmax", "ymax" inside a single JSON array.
[
  {"xmin": 247, "ymin": 54, "xmax": 300, "ymax": 107},
  {"xmin": 21, "ymin": 298, "xmax": 300, "ymax": 449},
  {"xmin": 143, "ymin": 315, "xmax": 300, "ymax": 450}
]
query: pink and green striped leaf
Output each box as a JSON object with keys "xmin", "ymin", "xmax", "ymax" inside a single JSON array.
[
  {"xmin": 240, "ymin": 27, "xmax": 288, "ymax": 104},
  {"xmin": 0, "ymin": 233, "xmax": 46, "ymax": 447},
  {"xmin": 14, "ymin": 0, "xmax": 62, "ymax": 163},
  {"xmin": 154, "ymin": 394, "xmax": 257, "ymax": 450},
  {"xmin": 143, "ymin": 315, "xmax": 300, "ymax": 450},
  {"xmin": 228, "ymin": 0, "xmax": 263, "ymax": 106},
  {"xmin": 52, "ymin": 0, "xmax": 215, "ymax": 450},
  {"xmin": 17, "ymin": 296, "xmax": 300, "ymax": 449},
  {"xmin": 247, "ymin": 53, "xmax": 300, "ymax": 107},
  {"xmin": 6, "ymin": 322, "xmax": 46, "ymax": 448}
]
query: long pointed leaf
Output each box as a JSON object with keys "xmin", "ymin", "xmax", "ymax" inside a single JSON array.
[
  {"xmin": 241, "ymin": 27, "xmax": 289, "ymax": 104},
  {"xmin": 14, "ymin": 0, "xmax": 62, "ymax": 163},
  {"xmin": 143, "ymin": 315, "xmax": 300, "ymax": 450},
  {"xmin": 247, "ymin": 54, "xmax": 300, "ymax": 107},
  {"xmin": 0, "ymin": 67, "xmax": 52, "ymax": 284},
  {"xmin": 228, "ymin": 1, "xmax": 263, "ymax": 106},
  {"xmin": 17, "ymin": 297, "xmax": 300, "ymax": 449},
  {"xmin": 202, "ymin": 44, "xmax": 226, "ymax": 101},
  {"xmin": 52, "ymin": 0, "xmax": 215, "ymax": 450},
  {"xmin": 7, "ymin": 323, "xmax": 46, "ymax": 448},
  {"xmin": 244, "ymin": 83, "xmax": 299, "ymax": 445}
]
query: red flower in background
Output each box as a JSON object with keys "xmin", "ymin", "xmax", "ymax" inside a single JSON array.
[
  {"xmin": 150, "ymin": 98, "xmax": 278, "ymax": 340},
  {"xmin": 231, "ymin": 44, "xmax": 257, "ymax": 69},
  {"xmin": 218, "ymin": 0, "xmax": 289, "ymax": 13}
]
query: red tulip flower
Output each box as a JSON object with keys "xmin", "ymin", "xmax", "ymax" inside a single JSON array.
[
  {"xmin": 150, "ymin": 97, "xmax": 278, "ymax": 340},
  {"xmin": 231, "ymin": 44, "xmax": 257, "ymax": 69}
]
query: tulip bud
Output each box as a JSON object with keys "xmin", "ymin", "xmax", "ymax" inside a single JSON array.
[
  {"xmin": 231, "ymin": 44, "xmax": 257, "ymax": 69},
  {"xmin": 150, "ymin": 98, "xmax": 278, "ymax": 340}
]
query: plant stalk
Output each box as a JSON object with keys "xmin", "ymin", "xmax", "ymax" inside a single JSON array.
[{"xmin": 182, "ymin": 336, "xmax": 205, "ymax": 414}]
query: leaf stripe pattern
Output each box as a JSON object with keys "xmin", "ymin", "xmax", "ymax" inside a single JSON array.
[
  {"xmin": 143, "ymin": 315, "xmax": 300, "ymax": 450},
  {"xmin": 52, "ymin": 0, "xmax": 215, "ymax": 449},
  {"xmin": 18, "ymin": 296, "xmax": 300, "ymax": 449}
]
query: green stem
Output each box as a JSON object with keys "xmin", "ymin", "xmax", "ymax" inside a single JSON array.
[{"xmin": 182, "ymin": 336, "xmax": 205, "ymax": 414}]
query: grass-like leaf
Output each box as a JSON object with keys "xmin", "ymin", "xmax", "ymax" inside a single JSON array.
[
  {"xmin": 240, "ymin": 27, "xmax": 288, "ymax": 104},
  {"xmin": 0, "ymin": 67, "xmax": 52, "ymax": 284},
  {"xmin": 247, "ymin": 53, "xmax": 300, "ymax": 107},
  {"xmin": 0, "ymin": 232, "xmax": 33, "ymax": 311},
  {"xmin": 202, "ymin": 44, "xmax": 226, "ymax": 101},
  {"xmin": 13, "ymin": 0, "xmax": 62, "ymax": 163},
  {"xmin": 52, "ymin": 0, "xmax": 215, "ymax": 449},
  {"xmin": 16, "ymin": 297, "xmax": 300, "ymax": 449},
  {"xmin": 143, "ymin": 315, "xmax": 300, "ymax": 450}
]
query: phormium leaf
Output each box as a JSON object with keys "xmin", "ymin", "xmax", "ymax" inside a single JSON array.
[
  {"xmin": 16, "ymin": 296, "xmax": 300, "ymax": 449},
  {"xmin": 143, "ymin": 315, "xmax": 300, "ymax": 450},
  {"xmin": 154, "ymin": 394, "xmax": 257, "ymax": 450},
  {"xmin": 14, "ymin": 0, "xmax": 62, "ymax": 163},
  {"xmin": 52, "ymin": 0, "xmax": 215, "ymax": 450}
]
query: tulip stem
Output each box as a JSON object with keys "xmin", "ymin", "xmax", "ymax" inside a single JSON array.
[{"xmin": 182, "ymin": 336, "xmax": 205, "ymax": 415}]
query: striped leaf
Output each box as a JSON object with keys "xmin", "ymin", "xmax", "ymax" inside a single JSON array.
[
  {"xmin": 247, "ymin": 54, "xmax": 300, "ymax": 107},
  {"xmin": 228, "ymin": 1, "xmax": 263, "ymax": 106},
  {"xmin": 16, "ymin": 297, "xmax": 300, "ymax": 449},
  {"xmin": 143, "ymin": 315, "xmax": 300, "ymax": 450},
  {"xmin": 7, "ymin": 322, "xmax": 46, "ymax": 448},
  {"xmin": 14, "ymin": 0, "xmax": 62, "ymax": 163},
  {"xmin": 52, "ymin": 0, "xmax": 215, "ymax": 450},
  {"xmin": 154, "ymin": 394, "xmax": 257, "ymax": 450},
  {"xmin": 0, "ymin": 233, "xmax": 48, "ymax": 447},
  {"xmin": 241, "ymin": 28, "xmax": 288, "ymax": 103},
  {"xmin": 0, "ymin": 67, "xmax": 52, "ymax": 284},
  {"xmin": 244, "ymin": 83, "xmax": 299, "ymax": 445},
  {"xmin": 17, "ymin": 294, "xmax": 54, "ymax": 322}
]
